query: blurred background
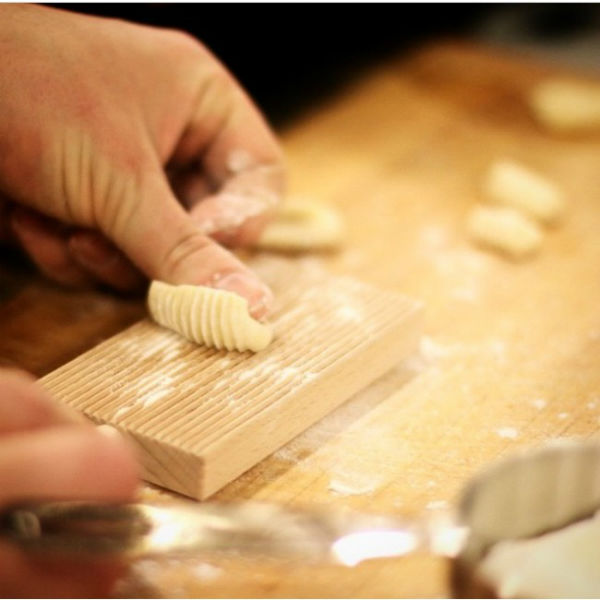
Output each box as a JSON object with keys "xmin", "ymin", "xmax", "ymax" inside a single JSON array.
[{"xmin": 53, "ymin": 4, "xmax": 600, "ymax": 128}]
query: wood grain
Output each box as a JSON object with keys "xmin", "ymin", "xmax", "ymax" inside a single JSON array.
[
  {"xmin": 0, "ymin": 255, "xmax": 144, "ymax": 377},
  {"xmin": 40, "ymin": 257, "xmax": 421, "ymax": 499},
  {"xmin": 2, "ymin": 41, "xmax": 600, "ymax": 597}
]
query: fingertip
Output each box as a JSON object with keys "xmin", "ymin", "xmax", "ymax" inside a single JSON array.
[
  {"xmin": 211, "ymin": 271, "xmax": 273, "ymax": 319},
  {"xmin": 85, "ymin": 426, "xmax": 140, "ymax": 500},
  {"xmin": 101, "ymin": 171, "xmax": 274, "ymax": 319},
  {"xmin": 0, "ymin": 369, "xmax": 82, "ymax": 432},
  {"xmin": 0, "ymin": 367, "xmax": 36, "ymax": 386},
  {"xmin": 0, "ymin": 426, "xmax": 140, "ymax": 504},
  {"xmin": 65, "ymin": 425, "xmax": 141, "ymax": 501}
]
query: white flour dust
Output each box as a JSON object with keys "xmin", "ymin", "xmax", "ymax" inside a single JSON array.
[
  {"xmin": 417, "ymin": 335, "xmax": 508, "ymax": 368},
  {"xmin": 114, "ymin": 405, "xmax": 134, "ymax": 419},
  {"xmin": 418, "ymin": 224, "xmax": 451, "ymax": 251},
  {"xmin": 495, "ymin": 427, "xmax": 519, "ymax": 440},
  {"xmin": 191, "ymin": 562, "xmax": 223, "ymax": 581},
  {"xmin": 111, "ymin": 372, "xmax": 176, "ymax": 417},
  {"xmin": 531, "ymin": 398, "xmax": 547, "ymax": 410},
  {"xmin": 426, "ymin": 500, "xmax": 449, "ymax": 511},
  {"xmin": 226, "ymin": 148, "xmax": 254, "ymax": 173},
  {"xmin": 139, "ymin": 387, "xmax": 174, "ymax": 409},
  {"xmin": 417, "ymin": 226, "xmax": 489, "ymax": 304},
  {"xmin": 125, "ymin": 556, "xmax": 222, "ymax": 595},
  {"xmin": 229, "ymin": 361, "xmax": 318, "ymax": 389},
  {"xmin": 419, "ymin": 336, "xmax": 455, "ymax": 362},
  {"xmin": 115, "ymin": 333, "xmax": 188, "ymax": 364},
  {"xmin": 335, "ymin": 305, "xmax": 363, "ymax": 323},
  {"xmin": 450, "ymin": 286, "xmax": 480, "ymax": 303},
  {"xmin": 274, "ymin": 364, "xmax": 419, "ymax": 497},
  {"xmin": 328, "ymin": 478, "xmax": 376, "ymax": 497}
]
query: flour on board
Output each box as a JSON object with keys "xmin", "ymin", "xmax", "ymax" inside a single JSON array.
[
  {"xmin": 328, "ymin": 477, "xmax": 377, "ymax": 497},
  {"xmin": 495, "ymin": 427, "xmax": 519, "ymax": 440},
  {"xmin": 426, "ymin": 500, "xmax": 449, "ymax": 511}
]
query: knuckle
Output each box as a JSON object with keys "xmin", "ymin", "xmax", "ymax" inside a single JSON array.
[
  {"xmin": 201, "ymin": 62, "xmax": 235, "ymax": 107},
  {"xmin": 96, "ymin": 170, "xmax": 141, "ymax": 240},
  {"xmin": 161, "ymin": 28, "xmax": 207, "ymax": 59},
  {"xmin": 159, "ymin": 230, "xmax": 212, "ymax": 282}
]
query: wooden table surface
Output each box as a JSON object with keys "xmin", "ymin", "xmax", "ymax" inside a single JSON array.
[{"xmin": 2, "ymin": 42, "xmax": 600, "ymax": 597}]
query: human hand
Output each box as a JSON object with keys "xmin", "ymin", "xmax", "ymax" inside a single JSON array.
[
  {"xmin": 0, "ymin": 369, "xmax": 139, "ymax": 597},
  {"xmin": 0, "ymin": 5, "xmax": 284, "ymax": 318}
]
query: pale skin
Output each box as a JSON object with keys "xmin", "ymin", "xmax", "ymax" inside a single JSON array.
[{"xmin": 0, "ymin": 4, "xmax": 285, "ymax": 596}]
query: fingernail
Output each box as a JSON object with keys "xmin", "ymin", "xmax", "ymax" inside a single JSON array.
[
  {"xmin": 70, "ymin": 234, "xmax": 119, "ymax": 268},
  {"xmin": 211, "ymin": 272, "xmax": 274, "ymax": 319}
]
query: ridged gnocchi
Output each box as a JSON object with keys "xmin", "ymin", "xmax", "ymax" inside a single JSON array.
[
  {"xmin": 147, "ymin": 281, "xmax": 273, "ymax": 352},
  {"xmin": 255, "ymin": 199, "xmax": 344, "ymax": 251}
]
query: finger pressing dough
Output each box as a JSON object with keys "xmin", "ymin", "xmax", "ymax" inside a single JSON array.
[
  {"xmin": 147, "ymin": 281, "xmax": 273, "ymax": 352},
  {"xmin": 484, "ymin": 160, "xmax": 564, "ymax": 224},
  {"xmin": 466, "ymin": 205, "xmax": 542, "ymax": 259},
  {"xmin": 530, "ymin": 78, "xmax": 600, "ymax": 133},
  {"xmin": 255, "ymin": 199, "xmax": 344, "ymax": 251}
]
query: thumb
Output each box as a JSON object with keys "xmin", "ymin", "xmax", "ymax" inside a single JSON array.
[{"xmin": 102, "ymin": 169, "xmax": 273, "ymax": 319}]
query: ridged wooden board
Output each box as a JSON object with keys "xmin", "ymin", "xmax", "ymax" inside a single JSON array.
[{"xmin": 40, "ymin": 257, "xmax": 422, "ymax": 499}]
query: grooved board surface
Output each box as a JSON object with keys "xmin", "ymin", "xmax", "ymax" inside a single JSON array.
[
  {"xmin": 3, "ymin": 42, "xmax": 600, "ymax": 597},
  {"xmin": 40, "ymin": 257, "xmax": 422, "ymax": 499}
]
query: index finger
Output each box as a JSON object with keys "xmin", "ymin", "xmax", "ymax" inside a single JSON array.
[
  {"xmin": 170, "ymin": 57, "xmax": 286, "ymax": 245},
  {"xmin": 0, "ymin": 370, "xmax": 82, "ymax": 434}
]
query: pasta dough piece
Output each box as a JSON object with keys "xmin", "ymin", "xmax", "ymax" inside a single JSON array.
[
  {"xmin": 484, "ymin": 160, "xmax": 564, "ymax": 224},
  {"xmin": 147, "ymin": 281, "xmax": 273, "ymax": 352},
  {"xmin": 466, "ymin": 205, "xmax": 542, "ymax": 259},
  {"xmin": 255, "ymin": 199, "xmax": 344, "ymax": 251},
  {"xmin": 478, "ymin": 510, "xmax": 600, "ymax": 598},
  {"xmin": 530, "ymin": 78, "xmax": 600, "ymax": 133}
]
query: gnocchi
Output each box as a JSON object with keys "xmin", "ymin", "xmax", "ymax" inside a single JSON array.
[
  {"xmin": 466, "ymin": 204, "xmax": 543, "ymax": 259},
  {"xmin": 255, "ymin": 199, "xmax": 344, "ymax": 251},
  {"xmin": 484, "ymin": 160, "xmax": 564, "ymax": 224},
  {"xmin": 530, "ymin": 79, "xmax": 600, "ymax": 133},
  {"xmin": 147, "ymin": 281, "xmax": 273, "ymax": 352}
]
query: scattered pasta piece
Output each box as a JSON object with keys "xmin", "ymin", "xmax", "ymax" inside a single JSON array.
[
  {"xmin": 484, "ymin": 160, "xmax": 564, "ymax": 225},
  {"xmin": 255, "ymin": 199, "xmax": 344, "ymax": 251},
  {"xmin": 530, "ymin": 78, "xmax": 600, "ymax": 133},
  {"xmin": 466, "ymin": 205, "xmax": 543, "ymax": 259},
  {"xmin": 478, "ymin": 510, "xmax": 600, "ymax": 598},
  {"xmin": 147, "ymin": 281, "xmax": 273, "ymax": 352}
]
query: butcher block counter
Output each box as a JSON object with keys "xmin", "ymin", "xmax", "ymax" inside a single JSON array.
[{"xmin": 1, "ymin": 42, "xmax": 600, "ymax": 597}]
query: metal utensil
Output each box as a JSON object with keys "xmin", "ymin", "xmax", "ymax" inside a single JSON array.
[{"xmin": 2, "ymin": 439, "xmax": 600, "ymax": 588}]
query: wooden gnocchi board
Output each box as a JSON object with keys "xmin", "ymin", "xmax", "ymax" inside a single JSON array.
[{"xmin": 40, "ymin": 257, "xmax": 421, "ymax": 499}]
